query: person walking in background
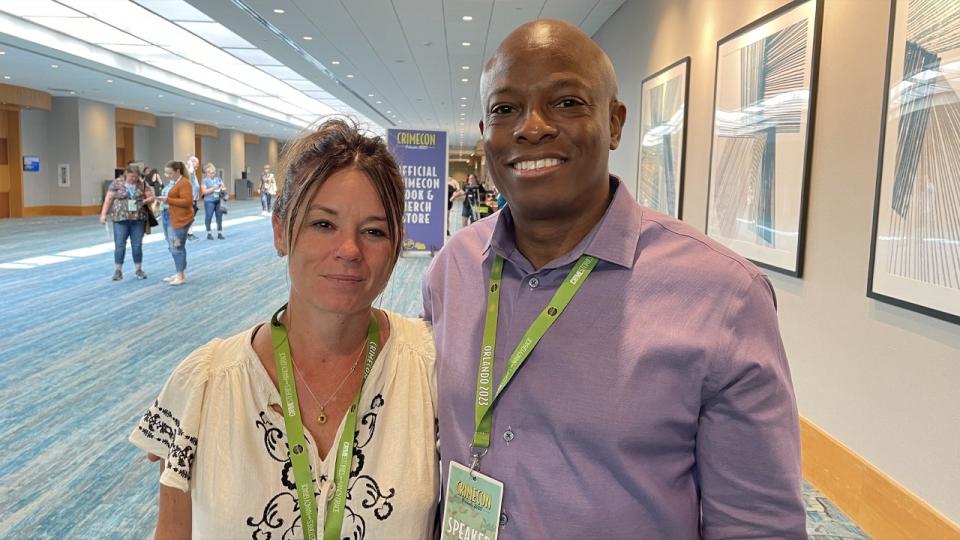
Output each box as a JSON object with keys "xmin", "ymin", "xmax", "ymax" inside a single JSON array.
[
  {"xmin": 259, "ymin": 164, "xmax": 277, "ymax": 216},
  {"xmin": 158, "ymin": 168, "xmax": 176, "ymax": 247},
  {"xmin": 459, "ymin": 173, "xmax": 485, "ymax": 226},
  {"xmin": 157, "ymin": 160, "xmax": 194, "ymax": 286},
  {"xmin": 100, "ymin": 164, "xmax": 154, "ymax": 281},
  {"xmin": 200, "ymin": 163, "xmax": 226, "ymax": 240},
  {"xmin": 446, "ymin": 177, "xmax": 458, "ymax": 235},
  {"xmin": 186, "ymin": 156, "xmax": 201, "ymax": 241}
]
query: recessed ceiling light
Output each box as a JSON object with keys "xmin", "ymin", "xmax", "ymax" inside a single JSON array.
[
  {"xmin": 461, "ymin": 78, "xmax": 469, "ymax": 83},
  {"xmin": 462, "ymin": 15, "xmax": 473, "ymax": 21},
  {"xmin": 303, "ymin": 36, "xmax": 313, "ymax": 41},
  {"xmin": 462, "ymin": 66, "xmax": 469, "ymax": 70},
  {"xmin": 273, "ymin": 8, "xmax": 285, "ymax": 14},
  {"xmin": 460, "ymin": 104, "xmax": 467, "ymax": 107},
  {"xmin": 0, "ymin": 51, "xmax": 5, "ymax": 55},
  {"xmin": 331, "ymin": 60, "xmax": 340, "ymax": 65},
  {"xmin": 51, "ymin": 64, "xmax": 59, "ymax": 68},
  {"xmin": 144, "ymin": 106, "xmax": 150, "ymax": 110},
  {"xmin": 190, "ymin": 102, "xmax": 195, "ymax": 105},
  {"xmin": 367, "ymin": 93, "xmax": 374, "ymax": 97},
  {"xmin": 386, "ymin": 110, "xmax": 391, "ymax": 113},
  {"xmin": 376, "ymin": 100, "xmax": 382, "ymax": 104},
  {"xmin": 346, "ymin": 74, "xmax": 354, "ymax": 78},
  {"xmin": 460, "ymin": 97, "xmax": 467, "ymax": 100},
  {"xmin": 106, "ymin": 79, "xmax": 113, "ymax": 83},
  {"xmin": 69, "ymin": 91, "xmax": 76, "ymax": 95},
  {"xmin": 2, "ymin": 75, "xmax": 10, "ymax": 80},
  {"xmin": 461, "ymin": 42, "xmax": 471, "ymax": 47},
  {"xmin": 158, "ymin": 94, "xmax": 164, "ymax": 98}
]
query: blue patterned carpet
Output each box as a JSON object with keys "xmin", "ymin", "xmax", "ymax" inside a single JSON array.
[{"xmin": 0, "ymin": 200, "xmax": 868, "ymax": 539}]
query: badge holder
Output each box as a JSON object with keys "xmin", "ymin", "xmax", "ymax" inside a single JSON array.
[{"xmin": 440, "ymin": 449, "xmax": 504, "ymax": 540}]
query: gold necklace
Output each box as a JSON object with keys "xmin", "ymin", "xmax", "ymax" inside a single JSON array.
[{"xmin": 291, "ymin": 345, "xmax": 364, "ymax": 424}]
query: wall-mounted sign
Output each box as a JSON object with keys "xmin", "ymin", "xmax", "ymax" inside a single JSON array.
[
  {"xmin": 23, "ymin": 156, "xmax": 40, "ymax": 172},
  {"xmin": 57, "ymin": 164, "xmax": 70, "ymax": 187}
]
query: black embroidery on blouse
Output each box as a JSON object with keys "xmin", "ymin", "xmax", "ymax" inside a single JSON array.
[
  {"xmin": 246, "ymin": 491, "xmax": 298, "ymax": 540},
  {"xmin": 247, "ymin": 394, "xmax": 396, "ymax": 539},
  {"xmin": 137, "ymin": 399, "xmax": 198, "ymax": 481}
]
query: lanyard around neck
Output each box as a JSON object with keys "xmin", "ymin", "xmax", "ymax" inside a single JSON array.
[
  {"xmin": 472, "ymin": 254, "xmax": 598, "ymax": 457},
  {"xmin": 270, "ymin": 305, "xmax": 381, "ymax": 540}
]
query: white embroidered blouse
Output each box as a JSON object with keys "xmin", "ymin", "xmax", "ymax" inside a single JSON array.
[{"xmin": 129, "ymin": 312, "xmax": 439, "ymax": 539}]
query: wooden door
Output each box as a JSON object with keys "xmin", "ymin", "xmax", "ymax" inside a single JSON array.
[{"xmin": 0, "ymin": 111, "xmax": 10, "ymax": 218}]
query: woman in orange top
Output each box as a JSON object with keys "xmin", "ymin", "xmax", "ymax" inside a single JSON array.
[{"xmin": 157, "ymin": 160, "xmax": 194, "ymax": 286}]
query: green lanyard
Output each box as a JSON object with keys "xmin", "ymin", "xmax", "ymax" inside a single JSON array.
[
  {"xmin": 471, "ymin": 255, "xmax": 598, "ymax": 465},
  {"xmin": 270, "ymin": 305, "xmax": 381, "ymax": 540}
]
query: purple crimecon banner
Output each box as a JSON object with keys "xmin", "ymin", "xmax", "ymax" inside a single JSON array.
[{"xmin": 387, "ymin": 128, "xmax": 448, "ymax": 253}]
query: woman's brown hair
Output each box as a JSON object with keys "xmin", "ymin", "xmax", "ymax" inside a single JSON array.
[
  {"xmin": 275, "ymin": 118, "xmax": 405, "ymax": 265},
  {"xmin": 165, "ymin": 160, "xmax": 187, "ymax": 177}
]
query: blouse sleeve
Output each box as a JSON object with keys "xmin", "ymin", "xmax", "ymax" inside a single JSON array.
[
  {"xmin": 128, "ymin": 339, "xmax": 220, "ymax": 492},
  {"xmin": 404, "ymin": 317, "xmax": 438, "ymax": 449}
]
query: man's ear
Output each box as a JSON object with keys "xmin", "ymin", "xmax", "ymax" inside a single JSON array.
[{"xmin": 609, "ymin": 100, "xmax": 627, "ymax": 150}]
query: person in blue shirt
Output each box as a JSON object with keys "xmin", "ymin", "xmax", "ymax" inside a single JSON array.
[{"xmin": 200, "ymin": 162, "xmax": 227, "ymax": 240}]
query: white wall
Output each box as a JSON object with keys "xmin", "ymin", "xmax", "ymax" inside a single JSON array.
[
  {"xmin": 228, "ymin": 129, "xmax": 245, "ymax": 186},
  {"xmin": 593, "ymin": 0, "xmax": 960, "ymax": 522},
  {"xmin": 133, "ymin": 125, "xmax": 152, "ymax": 168},
  {"xmin": 244, "ymin": 138, "xmax": 274, "ymax": 184},
  {"xmin": 267, "ymin": 139, "xmax": 278, "ymax": 172},
  {"xmin": 172, "ymin": 118, "xmax": 195, "ymax": 163},
  {"xmin": 45, "ymin": 97, "xmax": 82, "ymax": 207},
  {"xmin": 77, "ymin": 99, "xmax": 116, "ymax": 205},
  {"xmin": 20, "ymin": 108, "xmax": 52, "ymax": 207},
  {"xmin": 148, "ymin": 117, "xmax": 174, "ymax": 170},
  {"xmin": 199, "ymin": 130, "xmax": 245, "ymax": 194}
]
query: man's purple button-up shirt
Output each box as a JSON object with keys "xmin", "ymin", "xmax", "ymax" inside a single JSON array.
[{"xmin": 423, "ymin": 178, "xmax": 805, "ymax": 539}]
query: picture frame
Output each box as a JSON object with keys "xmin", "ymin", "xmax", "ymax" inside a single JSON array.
[
  {"xmin": 705, "ymin": 0, "xmax": 824, "ymax": 277},
  {"xmin": 867, "ymin": 0, "xmax": 960, "ymax": 325},
  {"xmin": 637, "ymin": 57, "xmax": 690, "ymax": 218}
]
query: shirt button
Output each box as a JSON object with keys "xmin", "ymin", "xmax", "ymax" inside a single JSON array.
[
  {"xmin": 503, "ymin": 429, "xmax": 515, "ymax": 443},
  {"xmin": 528, "ymin": 277, "xmax": 539, "ymax": 289},
  {"xmin": 500, "ymin": 512, "xmax": 509, "ymax": 526}
]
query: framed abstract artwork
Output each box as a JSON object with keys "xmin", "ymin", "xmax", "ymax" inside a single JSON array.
[
  {"xmin": 868, "ymin": 0, "xmax": 960, "ymax": 325},
  {"xmin": 637, "ymin": 57, "xmax": 690, "ymax": 218},
  {"xmin": 706, "ymin": 0, "xmax": 823, "ymax": 277}
]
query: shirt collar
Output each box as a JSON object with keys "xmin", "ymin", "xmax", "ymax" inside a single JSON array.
[{"xmin": 484, "ymin": 176, "xmax": 642, "ymax": 270}]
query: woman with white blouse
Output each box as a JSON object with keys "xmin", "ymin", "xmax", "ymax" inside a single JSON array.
[{"xmin": 130, "ymin": 119, "xmax": 438, "ymax": 539}]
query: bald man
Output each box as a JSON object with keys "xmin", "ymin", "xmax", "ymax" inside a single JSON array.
[{"xmin": 423, "ymin": 20, "xmax": 805, "ymax": 539}]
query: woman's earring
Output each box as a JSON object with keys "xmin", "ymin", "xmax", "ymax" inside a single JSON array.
[{"xmin": 277, "ymin": 249, "xmax": 284, "ymax": 257}]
